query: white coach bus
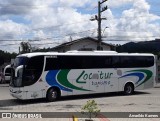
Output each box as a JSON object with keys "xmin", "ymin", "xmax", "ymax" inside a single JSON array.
[{"xmin": 9, "ymin": 51, "xmax": 156, "ymax": 101}]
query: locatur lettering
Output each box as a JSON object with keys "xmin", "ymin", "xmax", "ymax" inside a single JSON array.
[{"xmin": 76, "ymin": 70, "xmax": 113, "ymax": 83}]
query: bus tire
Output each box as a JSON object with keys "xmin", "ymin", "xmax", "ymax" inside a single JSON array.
[
  {"xmin": 124, "ymin": 83, "xmax": 134, "ymax": 95},
  {"xmin": 46, "ymin": 88, "xmax": 59, "ymax": 102}
]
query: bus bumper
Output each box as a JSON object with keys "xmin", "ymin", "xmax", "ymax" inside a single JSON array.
[{"xmin": 9, "ymin": 87, "xmax": 24, "ymax": 100}]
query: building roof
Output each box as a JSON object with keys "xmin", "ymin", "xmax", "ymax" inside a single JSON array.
[{"xmin": 52, "ymin": 37, "xmax": 115, "ymax": 49}]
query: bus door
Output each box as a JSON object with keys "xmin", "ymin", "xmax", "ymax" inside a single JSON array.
[{"xmin": 23, "ymin": 56, "xmax": 45, "ymax": 99}]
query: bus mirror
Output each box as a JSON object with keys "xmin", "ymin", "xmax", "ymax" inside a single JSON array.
[
  {"xmin": 15, "ymin": 65, "xmax": 23, "ymax": 77},
  {"xmin": 11, "ymin": 59, "xmax": 15, "ymax": 66},
  {"xmin": 11, "ymin": 64, "xmax": 14, "ymax": 67}
]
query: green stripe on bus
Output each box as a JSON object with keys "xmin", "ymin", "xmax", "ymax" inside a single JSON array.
[{"xmin": 57, "ymin": 69, "xmax": 91, "ymax": 91}]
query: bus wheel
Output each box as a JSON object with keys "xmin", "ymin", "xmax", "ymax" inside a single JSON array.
[
  {"xmin": 124, "ymin": 83, "xmax": 134, "ymax": 95},
  {"xmin": 46, "ymin": 88, "xmax": 58, "ymax": 102}
]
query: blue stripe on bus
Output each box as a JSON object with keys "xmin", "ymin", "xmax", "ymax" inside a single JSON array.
[
  {"xmin": 46, "ymin": 70, "xmax": 72, "ymax": 92},
  {"xmin": 119, "ymin": 72, "xmax": 144, "ymax": 84}
]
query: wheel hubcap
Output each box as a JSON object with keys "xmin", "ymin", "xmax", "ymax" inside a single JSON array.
[
  {"xmin": 126, "ymin": 86, "xmax": 132, "ymax": 93},
  {"xmin": 51, "ymin": 91, "xmax": 57, "ymax": 99}
]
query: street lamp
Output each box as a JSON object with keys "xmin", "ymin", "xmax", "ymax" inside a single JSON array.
[{"xmin": 102, "ymin": 27, "xmax": 109, "ymax": 36}]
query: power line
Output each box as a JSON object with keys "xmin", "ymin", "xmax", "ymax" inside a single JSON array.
[
  {"xmin": 1, "ymin": 35, "xmax": 157, "ymax": 46},
  {"xmin": 107, "ymin": 15, "xmax": 160, "ymax": 20},
  {"xmin": 0, "ymin": 43, "xmax": 19, "ymax": 46},
  {"xmin": 36, "ymin": 28, "xmax": 97, "ymax": 40},
  {"xmin": 0, "ymin": 20, "xmax": 95, "ymax": 40},
  {"xmin": 0, "ymin": 29, "xmax": 97, "ymax": 46},
  {"xmin": 0, "ymin": 28, "xmax": 158, "ymax": 42}
]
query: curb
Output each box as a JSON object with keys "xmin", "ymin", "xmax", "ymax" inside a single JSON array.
[{"xmin": 0, "ymin": 84, "xmax": 9, "ymax": 87}]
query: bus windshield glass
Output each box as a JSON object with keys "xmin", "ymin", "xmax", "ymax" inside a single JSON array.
[
  {"xmin": 14, "ymin": 57, "xmax": 28, "ymax": 68},
  {"xmin": 10, "ymin": 57, "xmax": 29, "ymax": 87},
  {"xmin": 11, "ymin": 56, "xmax": 44, "ymax": 87},
  {"xmin": 23, "ymin": 56, "xmax": 44, "ymax": 86}
]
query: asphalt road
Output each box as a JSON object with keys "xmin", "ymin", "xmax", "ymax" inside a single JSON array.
[{"xmin": 0, "ymin": 84, "xmax": 160, "ymax": 121}]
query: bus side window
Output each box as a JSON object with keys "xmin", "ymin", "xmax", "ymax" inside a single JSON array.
[
  {"xmin": 45, "ymin": 58, "xmax": 59, "ymax": 70},
  {"xmin": 104, "ymin": 57, "xmax": 112, "ymax": 68},
  {"xmin": 112, "ymin": 56, "xmax": 120, "ymax": 68}
]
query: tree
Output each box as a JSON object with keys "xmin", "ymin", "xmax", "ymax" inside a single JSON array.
[
  {"xmin": 81, "ymin": 100, "xmax": 100, "ymax": 121},
  {"xmin": 0, "ymin": 50, "xmax": 17, "ymax": 67},
  {"xmin": 20, "ymin": 42, "xmax": 31, "ymax": 54}
]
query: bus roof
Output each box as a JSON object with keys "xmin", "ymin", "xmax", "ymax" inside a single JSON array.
[{"xmin": 17, "ymin": 51, "xmax": 155, "ymax": 58}]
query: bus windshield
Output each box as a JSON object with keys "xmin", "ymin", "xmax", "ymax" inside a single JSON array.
[
  {"xmin": 11, "ymin": 56, "xmax": 44, "ymax": 87},
  {"xmin": 23, "ymin": 56, "xmax": 44, "ymax": 86},
  {"xmin": 14, "ymin": 57, "xmax": 28, "ymax": 68},
  {"xmin": 10, "ymin": 57, "xmax": 28, "ymax": 87}
]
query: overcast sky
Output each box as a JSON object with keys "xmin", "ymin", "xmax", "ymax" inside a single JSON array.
[{"xmin": 0, "ymin": 0, "xmax": 160, "ymax": 52}]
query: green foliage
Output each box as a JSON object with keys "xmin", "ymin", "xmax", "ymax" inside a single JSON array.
[
  {"xmin": 0, "ymin": 50, "xmax": 17, "ymax": 66},
  {"xmin": 81, "ymin": 100, "xmax": 100, "ymax": 119},
  {"xmin": 116, "ymin": 40, "xmax": 160, "ymax": 55}
]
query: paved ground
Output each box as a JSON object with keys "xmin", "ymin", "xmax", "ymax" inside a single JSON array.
[{"xmin": 0, "ymin": 84, "xmax": 160, "ymax": 121}]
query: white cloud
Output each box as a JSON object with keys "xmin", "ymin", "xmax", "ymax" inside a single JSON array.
[
  {"xmin": 0, "ymin": 0, "xmax": 160, "ymax": 52},
  {"xmin": 108, "ymin": 0, "xmax": 134, "ymax": 8},
  {"xmin": 0, "ymin": 0, "xmax": 35, "ymax": 15},
  {"xmin": 0, "ymin": 0, "xmax": 97, "ymax": 52},
  {"xmin": 26, "ymin": 4, "xmax": 97, "ymax": 41},
  {"xmin": 0, "ymin": 20, "xmax": 28, "ymax": 39},
  {"xmin": 133, "ymin": 0, "xmax": 150, "ymax": 12},
  {"xmin": 104, "ymin": 0, "xmax": 160, "ymax": 42},
  {"xmin": 59, "ymin": 0, "xmax": 97, "ymax": 8}
]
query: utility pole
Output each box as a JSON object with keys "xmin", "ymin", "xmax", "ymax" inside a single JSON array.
[{"xmin": 90, "ymin": 0, "xmax": 108, "ymax": 50}]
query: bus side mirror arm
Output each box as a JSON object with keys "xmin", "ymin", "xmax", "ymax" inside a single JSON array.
[{"xmin": 15, "ymin": 65, "xmax": 23, "ymax": 77}]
